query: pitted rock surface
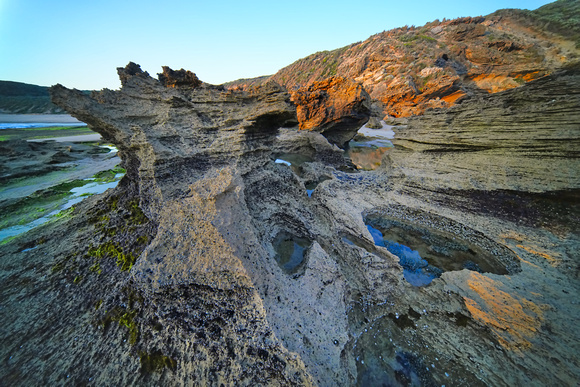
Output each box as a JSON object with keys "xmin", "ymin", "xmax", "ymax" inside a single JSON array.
[{"xmin": 0, "ymin": 60, "xmax": 578, "ymax": 386}]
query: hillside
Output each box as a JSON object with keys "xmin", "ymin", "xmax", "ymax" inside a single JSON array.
[
  {"xmin": 0, "ymin": 81, "xmax": 66, "ymax": 114},
  {"xmin": 227, "ymin": 0, "xmax": 580, "ymax": 118}
]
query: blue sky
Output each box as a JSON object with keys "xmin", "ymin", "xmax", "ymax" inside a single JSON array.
[{"xmin": 0, "ymin": 0, "xmax": 554, "ymax": 90}]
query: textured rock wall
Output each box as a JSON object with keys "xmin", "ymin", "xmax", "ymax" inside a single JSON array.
[
  {"xmin": 45, "ymin": 63, "xmax": 403, "ymax": 385},
  {"xmin": 388, "ymin": 63, "xmax": 580, "ymax": 193},
  {"xmin": 290, "ymin": 77, "xmax": 370, "ymax": 146},
  {"xmin": 1, "ymin": 60, "xmax": 578, "ymax": 386}
]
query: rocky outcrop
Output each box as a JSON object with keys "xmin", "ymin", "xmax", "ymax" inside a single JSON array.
[
  {"xmin": 51, "ymin": 63, "xmax": 298, "ymax": 214},
  {"xmin": 37, "ymin": 63, "xmax": 397, "ymax": 385},
  {"xmin": 290, "ymin": 76, "xmax": 370, "ymax": 146},
  {"xmin": 158, "ymin": 66, "xmax": 202, "ymax": 88},
  {"xmin": 387, "ymin": 62, "xmax": 580, "ymax": 193},
  {"xmin": 1, "ymin": 58, "xmax": 579, "ymax": 387}
]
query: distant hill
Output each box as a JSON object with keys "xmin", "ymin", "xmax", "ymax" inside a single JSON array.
[
  {"xmin": 0, "ymin": 81, "xmax": 77, "ymax": 114},
  {"xmin": 227, "ymin": 0, "xmax": 580, "ymax": 118}
]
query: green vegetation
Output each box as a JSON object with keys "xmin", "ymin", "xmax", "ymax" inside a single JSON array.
[
  {"xmin": 0, "ymin": 235, "xmax": 17, "ymax": 246},
  {"xmin": 51, "ymin": 207, "xmax": 74, "ymax": 220},
  {"xmin": 529, "ymin": 0, "xmax": 580, "ymax": 37},
  {"xmin": 0, "ymin": 181, "xmax": 83, "ymax": 229},
  {"xmin": 118, "ymin": 310, "xmax": 139, "ymax": 344},
  {"xmin": 87, "ymin": 241, "xmax": 137, "ymax": 271},
  {"xmin": 398, "ymin": 33, "xmax": 437, "ymax": 43},
  {"xmin": 0, "ymin": 81, "xmax": 49, "ymax": 97},
  {"xmin": 0, "ymin": 167, "xmax": 125, "ymax": 232},
  {"xmin": 93, "ymin": 166, "xmax": 126, "ymax": 183},
  {"xmin": 140, "ymin": 350, "xmax": 177, "ymax": 374},
  {"xmin": 0, "ymin": 95, "xmax": 63, "ymax": 114},
  {"xmin": 0, "ymin": 80, "xmax": 91, "ymax": 114},
  {"xmin": 0, "ymin": 126, "xmax": 94, "ymax": 141},
  {"xmin": 89, "ymin": 262, "xmax": 102, "ymax": 275},
  {"xmin": 129, "ymin": 199, "xmax": 148, "ymax": 225},
  {"xmin": 98, "ymin": 287, "xmax": 145, "ymax": 346},
  {"xmin": 101, "ymin": 308, "xmax": 140, "ymax": 345},
  {"xmin": 79, "ymin": 195, "xmax": 150, "ymax": 277},
  {"xmin": 495, "ymin": 0, "xmax": 580, "ymax": 47}
]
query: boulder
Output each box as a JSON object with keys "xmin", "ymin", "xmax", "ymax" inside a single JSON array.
[{"xmin": 365, "ymin": 116, "xmax": 382, "ymax": 129}]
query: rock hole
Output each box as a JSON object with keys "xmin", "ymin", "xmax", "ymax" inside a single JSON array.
[
  {"xmin": 305, "ymin": 177, "xmax": 330, "ymax": 197},
  {"xmin": 272, "ymin": 231, "xmax": 312, "ymax": 276},
  {"xmin": 273, "ymin": 153, "xmax": 314, "ymax": 176}
]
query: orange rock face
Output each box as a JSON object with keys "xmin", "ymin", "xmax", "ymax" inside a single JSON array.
[
  {"xmin": 463, "ymin": 272, "xmax": 545, "ymax": 352},
  {"xmin": 290, "ymin": 77, "xmax": 370, "ymax": 145}
]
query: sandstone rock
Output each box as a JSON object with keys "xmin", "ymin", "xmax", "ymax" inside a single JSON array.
[
  {"xmin": 42, "ymin": 63, "xmax": 394, "ymax": 385},
  {"xmin": 365, "ymin": 116, "xmax": 382, "ymax": 129},
  {"xmin": 449, "ymin": 23, "xmax": 487, "ymax": 41},
  {"xmin": 383, "ymin": 115, "xmax": 408, "ymax": 125},
  {"xmin": 51, "ymin": 63, "xmax": 298, "ymax": 213},
  {"xmin": 419, "ymin": 66, "xmax": 443, "ymax": 78},
  {"xmin": 232, "ymin": 5, "xmax": 580, "ymax": 120},
  {"xmin": 3, "ymin": 5, "xmax": 578, "ymax": 387},
  {"xmin": 158, "ymin": 66, "xmax": 202, "ymax": 88},
  {"xmin": 486, "ymin": 40, "xmax": 522, "ymax": 52},
  {"xmin": 389, "ymin": 62, "xmax": 580, "ymax": 192},
  {"xmin": 290, "ymin": 76, "xmax": 370, "ymax": 146}
]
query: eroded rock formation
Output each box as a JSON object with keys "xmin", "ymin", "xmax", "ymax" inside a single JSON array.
[
  {"xmin": 290, "ymin": 76, "xmax": 370, "ymax": 146},
  {"xmin": 0, "ymin": 61, "xmax": 578, "ymax": 386},
  {"xmin": 158, "ymin": 66, "xmax": 203, "ymax": 88}
]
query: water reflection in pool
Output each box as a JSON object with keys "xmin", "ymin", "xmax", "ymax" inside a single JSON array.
[
  {"xmin": 364, "ymin": 213, "xmax": 512, "ymax": 287},
  {"xmin": 272, "ymin": 231, "xmax": 312, "ymax": 275},
  {"xmin": 346, "ymin": 121, "xmax": 395, "ymax": 171}
]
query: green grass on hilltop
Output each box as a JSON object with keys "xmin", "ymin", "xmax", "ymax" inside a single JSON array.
[
  {"xmin": 494, "ymin": 0, "xmax": 580, "ymax": 47},
  {"xmin": 0, "ymin": 126, "xmax": 94, "ymax": 141}
]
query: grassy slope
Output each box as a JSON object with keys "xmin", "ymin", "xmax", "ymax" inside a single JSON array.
[
  {"xmin": 0, "ymin": 126, "xmax": 94, "ymax": 142},
  {"xmin": 0, "ymin": 80, "xmax": 92, "ymax": 114}
]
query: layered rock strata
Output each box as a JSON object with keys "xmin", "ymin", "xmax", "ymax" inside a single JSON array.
[
  {"xmin": 387, "ymin": 62, "xmax": 580, "ymax": 193},
  {"xmin": 228, "ymin": 3, "xmax": 580, "ymax": 119}
]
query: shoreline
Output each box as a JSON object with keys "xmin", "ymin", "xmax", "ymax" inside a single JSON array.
[{"xmin": 0, "ymin": 113, "xmax": 83, "ymax": 123}]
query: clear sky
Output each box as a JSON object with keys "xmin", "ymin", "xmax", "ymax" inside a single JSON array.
[{"xmin": 0, "ymin": 0, "xmax": 554, "ymax": 90}]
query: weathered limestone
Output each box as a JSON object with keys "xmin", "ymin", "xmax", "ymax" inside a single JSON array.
[
  {"xmin": 0, "ymin": 61, "xmax": 578, "ymax": 386},
  {"xmin": 388, "ymin": 63, "xmax": 580, "ymax": 192}
]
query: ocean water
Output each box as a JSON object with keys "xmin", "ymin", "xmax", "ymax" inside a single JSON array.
[{"xmin": 0, "ymin": 122, "xmax": 87, "ymax": 130}]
